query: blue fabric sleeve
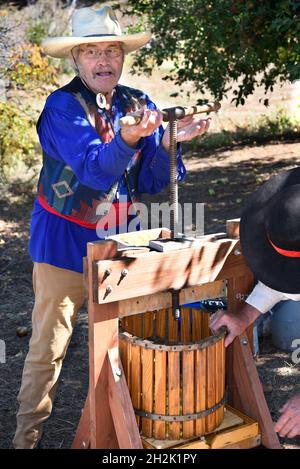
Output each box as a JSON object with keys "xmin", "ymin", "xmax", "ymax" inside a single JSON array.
[
  {"xmin": 38, "ymin": 105, "xmax": 140, "ymax": 191},
  {"xmin": 138, "ymin": 139, "xmax": 185, "ymax": 194}
]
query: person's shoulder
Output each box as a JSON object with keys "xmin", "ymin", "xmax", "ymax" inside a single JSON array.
[
  {"xmin": 118, "ymin": 84, "xmax": 150, "ymax": 102},
  {"xmin": 44, "ymin": 78, "xmax": 84, "ymax": 115}
]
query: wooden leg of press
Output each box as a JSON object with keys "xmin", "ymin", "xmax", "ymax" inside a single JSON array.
[
  {"xmin": 108, "ymin": 348, "xmax": 142, "ymax": 449},
  {"xmin": 231, "ymin": 335, "xmax": 281, "ymax": 448},
  {"xmin": 72, "ymin": 395, "xmax": 90, "ymax": 449},
  {"xmin": 227, "ymin": 275, "xmax": 281, "ymax": 448}
]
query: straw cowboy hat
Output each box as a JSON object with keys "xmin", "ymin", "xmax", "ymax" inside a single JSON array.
[
  {"xmin": 240, "ymin": 167, "xmax": 300, "ymax": 294},
  {"xmin": 42, "ymin": 5, "xmax": 151, "ymax": 58}
]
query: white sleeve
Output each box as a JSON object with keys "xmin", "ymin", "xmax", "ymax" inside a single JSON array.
[{"xmin": 245, "ymin": 281, "xmax": 286, "ymax": 313}]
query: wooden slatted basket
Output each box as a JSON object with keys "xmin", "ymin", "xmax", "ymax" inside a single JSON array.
[{"xmin": 119, "ymin": 306, "xmax": 226, "ymax": 441}]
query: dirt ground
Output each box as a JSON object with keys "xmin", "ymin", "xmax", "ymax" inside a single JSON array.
[{"xmin": 1, "ymin": 140, "xmax": 300, "ymax": 449}]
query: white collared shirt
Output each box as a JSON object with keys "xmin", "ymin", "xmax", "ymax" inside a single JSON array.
[{"xmin": 246, "ymin": 281, "xmax": 300, "ymax": 314}]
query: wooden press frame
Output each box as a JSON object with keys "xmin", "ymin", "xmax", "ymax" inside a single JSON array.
[{"xmin": 72, "ymin": 221, "xmax": 281, "ymax": 449}]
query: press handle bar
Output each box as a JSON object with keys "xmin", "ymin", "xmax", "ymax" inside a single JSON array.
[{"xmin": 119, "ymin": 101, "xmax": 221, "ymax": 126}]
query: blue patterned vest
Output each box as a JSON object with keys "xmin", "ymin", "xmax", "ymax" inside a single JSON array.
[{"xmin": 37, "ymin": 76, "xmax": 144, "ymax": 228}]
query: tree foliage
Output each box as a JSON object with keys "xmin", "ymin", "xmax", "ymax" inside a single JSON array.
[
  {"xmin": 0, "ymin": 1, "xmax": 76, "ymax": 179},
  {"xmin": 122, "ymin": 0, "xmax": 300, "ymax": 105},
  {"xmin": 8, "ymin": 44, "xmax": 58, "ymax": 91},
  {"xmin": 0, "ymin": 102, "xmax": 38, "ymax": 177}
]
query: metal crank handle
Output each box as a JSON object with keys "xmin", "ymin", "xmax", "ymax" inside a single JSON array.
[{"xmin": 119, "ymin": 101, "xmax": 221, "ymax": 127}]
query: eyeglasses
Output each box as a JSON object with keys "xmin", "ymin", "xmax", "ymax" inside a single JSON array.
[{"xmin": 79, "ymin": 46, "xmax": 123, "ymax": 60}]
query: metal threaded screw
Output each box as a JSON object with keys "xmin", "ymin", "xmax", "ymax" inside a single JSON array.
[{"xmin": 169, "ymin": 117, "xmax": 178, "ymax": 237}]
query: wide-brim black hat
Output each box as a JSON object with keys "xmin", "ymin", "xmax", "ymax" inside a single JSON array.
[{"xmin": 240, "ymin": 167, "xmax": 300, "ymax": 294}]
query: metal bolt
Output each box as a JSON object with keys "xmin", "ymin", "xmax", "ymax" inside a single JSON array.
[
  {"xmin": 104, "ymin": 268, "xmax": 112, "ymax": 276},
  {"xmin": 105, "ymin": 285, "xmax": 113, "ymax": 294},
  {"xmin": 242, "ymin": 338, "xmax": 248, "ymax": 345},
  {"xmin": 117, "ymin": 268, "xmax": 129, "ymax": 285},
  {"xmin": 234, "ymin": 249, "xmax": 241, "ymax": 256},
  {"xmin": 115, "ymin": 368, "xmax": 122, "ymax": 377}
]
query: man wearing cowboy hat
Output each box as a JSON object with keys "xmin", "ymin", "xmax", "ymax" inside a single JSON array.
[
  {"xmin": 13, "ymin": 6, "xmax": 211, "ymax": 448},
  {"xmin": 210, "ymin": 167, "xmax": 300, "ymax": 440}
]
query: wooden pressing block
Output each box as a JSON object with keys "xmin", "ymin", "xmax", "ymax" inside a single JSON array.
[
  {"xmin": 108, "ymin": 227, "xmax": 171, "ymax": 247},
  {"xmin": 142, "ymin": 405, "xmax": 261, "ymax": 450},
  {"xmin": 206, "ymin": 406, "xmax": 260, "ymax": 449}
]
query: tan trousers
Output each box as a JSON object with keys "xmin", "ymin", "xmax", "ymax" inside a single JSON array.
[{"xmin": 13, "ymin": 262, "xmax": 85, "ymax": 449}]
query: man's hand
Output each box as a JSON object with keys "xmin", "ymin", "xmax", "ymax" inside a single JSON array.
[
  {"xmin": 275, "ymin": 394, "xmax": 300, "ymax": 438},
  {"xmin": 209, "ymin": 304, "xmax": 261, "ymax": 347},
  {"xmin": 121, "ymin": 109, "xmax": 163, "ymax": 148},
  {"xmin": 161, "ymin": 115, "xmax": 211, "ymax": 150}
]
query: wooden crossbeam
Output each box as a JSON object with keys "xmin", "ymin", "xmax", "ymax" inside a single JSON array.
[
  {"xmin": 117, "ymin": 280, "xmax": 226, "ymax": 317},
  {"xmin": 93, "ymin": 238, "xmax": 245, "ymax": 304}
]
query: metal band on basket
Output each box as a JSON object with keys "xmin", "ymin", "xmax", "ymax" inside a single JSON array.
[
  {"xmin": 134, "ymin": 396, "xmax": 226, "ymax": 422},
  {"xmin": 119, "ymin": 325, "xmax": 227, "ymax": 352}
]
